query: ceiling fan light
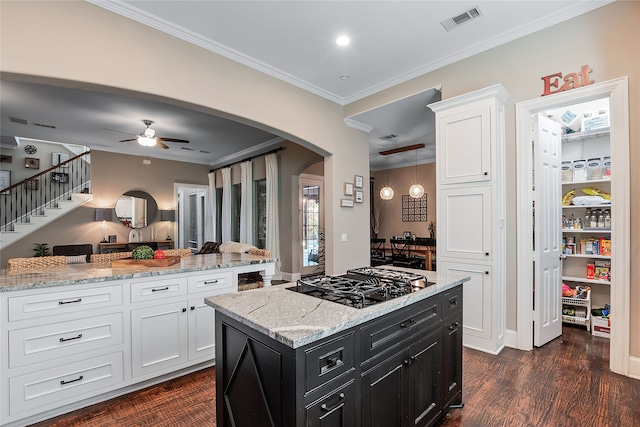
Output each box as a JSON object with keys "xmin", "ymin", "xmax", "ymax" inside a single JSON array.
[
  {"xmin": 137, "ymin": 136, "xmax": 157, "ymax": 147},
  {"xmin": 143, "ymin": 127, "xmax": 156, "ymax": 137},
  {"xmin": 380, "ymin": 186, "xmax": 394, "ymax": 200},
  {"xmin": 409, "ymin": 184, "xmax": 424, "ymax": 199}
]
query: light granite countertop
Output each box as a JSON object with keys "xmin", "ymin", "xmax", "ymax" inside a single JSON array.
[
  {"xmin": 0, "ymin": 253, "xmax": 276, "ymax": 292},
  {"xmin": 205, "ymin": 267, "xmax": 470, "ymax": 349}
]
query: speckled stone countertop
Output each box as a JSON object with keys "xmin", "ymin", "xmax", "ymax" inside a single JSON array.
[
  {"xmin": 205, "ymin": 267, "xmax": 470, "ymax": 349},
  {"xmin": 0, "ymin": 253, "xmax": 276, "ymax": 292}
]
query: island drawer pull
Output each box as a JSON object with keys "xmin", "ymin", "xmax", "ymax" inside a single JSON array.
[
  {"xmin": 151, "ymin": 287, "xmax": 169, "ymax": 292},
  {"xmin": 59, "ymin": 334, "xmax": 83, "ymax": 342},
  {"xmin": 449, "ymin": 322, "xmax": 460, "ymax": 331},
  {"xmin": 204, "ymin": 279, "xmax": 219, "ymax": 285},
  {"xmin": 400, "ymin": 318, "xmax": 416, "ymax": 328},
  {"xmin": 60, "ymin": 375, "xmax": 83, "ymax": 385},
  {"xmin": 320, "ymin": 393, "xmax": 345, "ymax": 412},
  {"xmin": 59, "ymin": 298, "xmax": 82, "ymax": 305}
]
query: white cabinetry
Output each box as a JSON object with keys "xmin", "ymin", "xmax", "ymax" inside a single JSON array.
[
  {"xmin": 130, "ymin": 270, "xmax": 233, "ymax": 378},
  {"xmin": 1, "ymin": 284, "xmax": 125, "ymax": 424},
  {"xmin": 429, "ymin": 84, "xmax": 509, "ymax": 355}
]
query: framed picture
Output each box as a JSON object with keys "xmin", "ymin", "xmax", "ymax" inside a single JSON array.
[
  {"xmin": 25, "ymin": 157, "xmax": 40, "ymax": 169},
  {"xmin": 355, "ymin": 190, "xmax": 364, "ymax": 203},
  {"xmin": 0, "ymin": 154, "xmax": 12, "ymax": 163},
  {"xmin": 344, "ymin": 182, "xmax": 353, "ymax": 196},
  {"xmin": 354, "ymin": 175, "xmax": 363, "ymax": 188},
  {"xmin": 26, "ymin": 178, "xmax": 39, "ymax": 190},
  {"xmin": 340, "ymin": 198, "xmax": 354, "ymax": 208},
  {"xmin": 51, "ymin": 171, "xmax": 69, "ymax": 183},
  {"xmin": 108, "ymin": 235, "xmax": 117, "ymax": 243},
  {"xmin": 0, "ymin": 170, "xmax": 10, "ymax": 194},
  {"xmin": 52, "ymin": 152, "xmax": 70, "ymax": 167}
]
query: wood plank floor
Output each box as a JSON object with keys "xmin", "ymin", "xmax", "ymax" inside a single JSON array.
[{"xmin": 33, "ymin": 325, "xmax": 640, "ymax": 427}]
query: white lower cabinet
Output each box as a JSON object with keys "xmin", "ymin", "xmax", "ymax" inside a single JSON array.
[
  {"xmin": 131, "ymin": 301, "xmax": 189, "ymax": 377},
  {"xmin": 9, "ymin": 352, "xmax": 124, "ymax": 417},
  {"xmin": 1, "ymin": 266, "xmax": 243, "ymax": 426}
]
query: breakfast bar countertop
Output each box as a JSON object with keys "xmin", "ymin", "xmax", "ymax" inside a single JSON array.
[
  {"xmin": 0, "ymin": 253, "xmax": 276, "ymax": 292},
  {"xmin": 205, "ymin": 268, "xmax": 470, "ymax": 349}
]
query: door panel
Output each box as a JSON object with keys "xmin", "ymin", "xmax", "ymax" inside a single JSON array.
[{"xmin": 533, "ymin": 114, "xmax": 563, "ymax": 347}]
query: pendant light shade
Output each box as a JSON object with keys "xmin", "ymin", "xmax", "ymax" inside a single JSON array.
[
  {"xmin": 409, "ymin": 149, "xmax": 424, "ymax": 199},
  {"xmin": 380, "ymin": 185, "xmax": 394, "ymax": 200},
  {"xmin": 380, "ymin": 156, "xmax": 394, "ymax": 200}
]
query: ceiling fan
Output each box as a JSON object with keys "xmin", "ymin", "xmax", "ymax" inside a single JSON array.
[{"xmin": 103, "ymin": 119, "xmax": 189, "ymax": 149}]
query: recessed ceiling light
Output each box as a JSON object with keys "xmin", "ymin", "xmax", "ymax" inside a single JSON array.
[
  {"xmin": 336, "ymin": 35, "xmax": 350, "ymax": 46},
  {"xmin": 340, "ymin": 74, "xmax": 351, "ymax": 80}
]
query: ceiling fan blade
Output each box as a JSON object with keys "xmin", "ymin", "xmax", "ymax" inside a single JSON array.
[
  {"xmin": 158, "ymin": 137, "xmax": 189, "ymax": 143},
  {"xmin": 103, "ymin": 127, "xmax": 136, "ymax": 136},
  {"xmin": 156, "ymin": 140, "xmax": 170, "ymax": 149},
  {"xmin": 119, "ymin": 138, "xmax": 137, "ymax": 143}
]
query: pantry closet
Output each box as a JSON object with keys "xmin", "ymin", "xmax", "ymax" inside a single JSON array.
[{"xmin": 515, "ymin": 77, "xmax": 630, "ymax": 376}]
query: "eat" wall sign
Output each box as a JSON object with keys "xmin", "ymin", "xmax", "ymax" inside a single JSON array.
[{"xmin": 541, "ymin": 65, "xmax": 594, "ymax": 96}]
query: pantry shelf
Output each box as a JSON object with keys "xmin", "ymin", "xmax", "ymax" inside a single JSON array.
[
  {"xmin": 561, "ymin": 229, "xmax": 611, "ymax": 233},
  {"xmin": 562, "ymin": 276, "xmax": 610, "ymax": 285},
  {"xmin": 565, "ymin": 254, "xmax": 611, "ymax": 259},
  {"xmin": 561, "ymin": 204, "xmax": 611, "ymax": 209}
]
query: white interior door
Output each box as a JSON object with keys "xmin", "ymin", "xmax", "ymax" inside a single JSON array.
[{"xmin": 533, "ymin": 114, "xmax": 563, "ymax": 347}]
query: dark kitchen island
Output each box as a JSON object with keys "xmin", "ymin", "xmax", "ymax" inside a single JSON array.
[{"xmin": 205, "ymin": 267, "xmax": 470, "ymax": 427}]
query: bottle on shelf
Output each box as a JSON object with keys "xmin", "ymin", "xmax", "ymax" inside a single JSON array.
[
  {"xmin": 604, "ymin": 210, "xmax": 611, "ymax": 228},
  {"xmin": 597, "ymin": 211, "xmax": 605, "ymax": 228}
]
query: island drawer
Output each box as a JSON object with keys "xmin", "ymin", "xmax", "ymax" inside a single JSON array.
[
  {"xmin": 303, "ymin": 331, "xmax": 355, "ymax": 393},
  {"xmin": 130, "ymin": 276, "xmax": 187, "ymax": 303},
  {"xmin": 360, "ymin": 295, "xmax": 441, "ymax": 363},
  {"xmin": 8, "ymin": 313, "xmax": 123, "ymax": 368},
  {"xmin": 442, "ymin": 285, "xmax": 462, "ymax": 319},
  {"xmin": 9, "ymin": 352, "xmax": 124, "ymax": 417},
  {"xmin": 187, "ymin": 271, "xmax": 234, "ymax": 295},
  {"xmin": 8, "ymin": 285, "xmax": 123, "ymax": 322}
]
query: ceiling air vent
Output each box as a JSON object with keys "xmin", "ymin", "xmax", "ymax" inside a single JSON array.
[
  {"xmin": 9, "ymin": 116, "xmax": 28, "ymax": 125},
  {"xmin": 379, "ymin": 134, "xmax": 397, "ymax": 141},
  {"xmin": 180, "ymin": 147, "xmax": 195, "ymax": 151},
  {"xmin": 441, "ymin": 6, "xmax": 482, "ymax": 31},
  {"xmin": 32, "ymin": 122, "xmax": 57, "ymax": 129}
]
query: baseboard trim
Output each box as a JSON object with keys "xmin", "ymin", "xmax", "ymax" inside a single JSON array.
[
  {"xmin": 628, "ymin": 356, "xmax": 640, "ymax": 380},
  {"xmin": 504, "ymin": 328, "xmax": 518, "ymax": 349},
  {"xmin": 281, "ymin": 271, "xmax": 300, "ymax": 282}
]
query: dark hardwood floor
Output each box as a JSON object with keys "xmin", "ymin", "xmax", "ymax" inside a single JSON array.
[{"xmin": 33, "ymin": 325, "xmax": 639, "ymax": 427}]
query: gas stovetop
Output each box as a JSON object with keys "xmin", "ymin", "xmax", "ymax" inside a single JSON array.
[{"xmin": 288, "ymin": 267, "xmax": 435, "ymax": 309}]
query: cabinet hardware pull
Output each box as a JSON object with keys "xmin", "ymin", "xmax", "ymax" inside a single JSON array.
[
  {"xmin": 485, "ymin": 271, "xmax": 489, "ymax": 275},
  {"xmin": 59, "ymin": 334, "xmax": 83, "ymax": 342},
  {"xmin": 326, "ymin": 356, "xmax": 339, "ymax": 368},
  {"xmin": 400, "ymin": 318, "xmax": 416, "ymax": 328},
  {"xmin": 485, "ymin": 252, "xmax": 490, "ymax": 256},
  {"xmin": 484, "ymin": 172, "xmax": 488, "ymax": 176},
  {"xmin": 182, "ymin": 308, "xmax": 187, "ymax": 313},
  {"xmin": 59, "ymin": 298, "xmax": 82, "ymax": 305},
  {"xmin": 204, "ymin": 280, "xmax": 219, "ymax": 285},
  {"xmin": 151, "ymin": 287, "xmax": 169, "ymax": 292},
  {"xmin": 449, "ymin": 322, "xmax": 460, "ymax": 331},
  {"xmin": 60, "ymin": 375, "xmax": 83, "ymax": 385},
  {"xmin": 320, "ymin": 393, "xmax": 345, "ymax": 412},
  {"xmin": 191, "ymin": 306, "xmax": 196, "ymax": 311},
  {"xmin": 410, "ymin": 355, "xmax": 417, "ymax": 362}
]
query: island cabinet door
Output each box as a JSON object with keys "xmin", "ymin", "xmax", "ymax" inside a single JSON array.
[
  {"xmin": 360, "ymin": 348, "xmax": 408, "ymax": 427},
  {"xmin": 406, "ymin": 329, "xmax": 443, "ymax": 427}
]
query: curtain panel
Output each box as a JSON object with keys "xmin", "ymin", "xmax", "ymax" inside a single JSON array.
[
  {"xmin": 240, "ymin": 161, "xmax": 253, "ymax": 244},
  {"xmin": 265, "ymin": 153, "xmax": 281, "ymax": 279}
]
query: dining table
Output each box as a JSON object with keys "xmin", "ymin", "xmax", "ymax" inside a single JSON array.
[{"xmin": 385, "ymin": 239, "xmax": 436, "ymax": 271}]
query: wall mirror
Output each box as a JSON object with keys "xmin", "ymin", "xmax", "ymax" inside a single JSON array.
[{"xmin": 115, "ymin": 190, "xmax": 158, "ymax": 228}]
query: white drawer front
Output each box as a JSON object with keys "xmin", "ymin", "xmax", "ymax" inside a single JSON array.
[
  {"xmin": 9, "ymin": 352, "xmax": 124, "ymax": 416},
  {"xmin": 8, "ymin": 285, "xmax": 122, "ymax": 321},
  {"xmin": 9, "ymin": 313, "xmax": 123, "ymax": 368},
  {"xmin": 187, "ymin": 271, "xmax": 234, "ymax": 294},
  {"xmin": 130, "ymin": 276, "xmax": 187, "ymax": 303}
]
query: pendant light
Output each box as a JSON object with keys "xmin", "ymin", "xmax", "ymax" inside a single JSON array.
[
  {"xmin": 379, "ymin": 156, "xmax": 394, "ymax": 200},
  {"xmin": 409, "ymin": 149, "xmax": 424, "ymax": 199}
]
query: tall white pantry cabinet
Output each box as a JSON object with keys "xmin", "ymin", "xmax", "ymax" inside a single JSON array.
[{"xmin": 429, "ymin": 85, "xmax": 510, "ymax": 355}]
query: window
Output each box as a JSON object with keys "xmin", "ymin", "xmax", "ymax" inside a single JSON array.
[{"xmin": 254, "ymin": 179, "xmax": 267, "ymax": 249}]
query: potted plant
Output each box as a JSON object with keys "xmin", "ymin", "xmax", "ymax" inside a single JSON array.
[{"xmin": 33, "ymin": 243, "xmax": 50, "ymax": 257}]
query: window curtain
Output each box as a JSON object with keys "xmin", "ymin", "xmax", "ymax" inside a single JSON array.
[
  {"xmin": 221, "ymin": 167, "xmax": 232, "ymax": 243},
  {"xmin": 205, "ymin": 171, "xmax": 216, "ymax": 242},
  {"xmin": 265, "ymin": 153, "xmax": 281, "ymax": 279},
  {"xmin": 240, "ymin": 161, "xmax": 253, "ymax": 245}
]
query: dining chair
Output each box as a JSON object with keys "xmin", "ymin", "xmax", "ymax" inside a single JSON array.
[
  {"xmin": 389, "ymin": 238, "xmax": 422, "ymax": 268},
  {"xmin": 370, "ymin": 238, "xmax": 391, "ymax": 266}
]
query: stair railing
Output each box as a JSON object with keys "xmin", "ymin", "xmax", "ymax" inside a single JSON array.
[{"xmin": 1, "ymin": 151, "xmax": 91, "ymax": 232}]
